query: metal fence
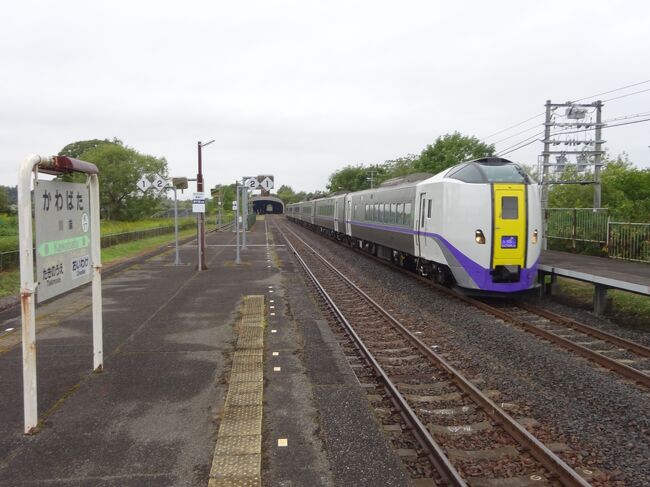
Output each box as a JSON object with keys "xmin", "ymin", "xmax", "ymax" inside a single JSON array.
[
  {"xmin": 608, "ymin": 222, "xmax": 650, "ymax": 263},
  {"xmin": 545, "ymin": 208, "xmax": 609, "ymax": 245},
  {"xmin": 0, "ymin": 222, "xmax": 196, "ymax": 272}
]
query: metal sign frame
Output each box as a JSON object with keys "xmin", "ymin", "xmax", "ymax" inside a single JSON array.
[{"xmin": 18, "ymin": 154, "xmax": 103, "ymax": 434}]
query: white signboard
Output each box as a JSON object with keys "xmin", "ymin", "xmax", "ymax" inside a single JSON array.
[
  {"xmin": 232, "ymin": 201, "xmax": 238, "ymax": 210},
  {"xmin": 259, "ymin": 176, "xmax": 274, "ymax": 191},
  {"xmin": 244, "ymin": 178, "xmax": 259, "ymax": 189},
  {"xmin": 151, "ymin": 174, "xmax": 167, "ymax": 193},
  {"xmin": 34, "ymin": 180, "xmax": 92, "ymax": 303},
  {"xmin": 193, "ymin": 192, "xmax": 206, "ymax": 213},
  {"xmin": 137, "ymin": 176, "xmax": 152, "ymax": 192}
]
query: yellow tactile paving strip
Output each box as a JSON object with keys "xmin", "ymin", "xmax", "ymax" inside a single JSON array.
[{"xmin": 209, "ymin": 295, "xmax": 265, "ymax": 487}]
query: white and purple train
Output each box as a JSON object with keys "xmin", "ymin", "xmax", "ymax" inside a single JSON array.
[{"xmin": 287, "ymin": 157, "xmax": 542, "ymax": 294}]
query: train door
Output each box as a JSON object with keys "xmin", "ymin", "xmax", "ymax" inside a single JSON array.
[
  {"xmin": 334, "ymin": 199, "xmax": 339, "ymax": 233},
  {"xmin": 346, "ymin": 199, "xmax": 352, "ymax": 235},
  {"xmin": 416, "ymin": 192, "xmax": 427, "ymax": 254},
  {"xmin": 492, "ymin": 184, "xmax": 526, "ymax": 268}
]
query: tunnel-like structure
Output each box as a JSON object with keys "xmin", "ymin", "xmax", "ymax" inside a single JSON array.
[{"xmin": 251, "ymin": 195, "xmax": 284, "ymax": 214}]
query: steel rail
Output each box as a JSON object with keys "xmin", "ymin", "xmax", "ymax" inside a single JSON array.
[
  {"xmin": 481, "ymin": 304, "xmax": 650, "ymax": 388},
  {"xmin": 287, "ymin": 219, "xmax": 649, "ymax": 388},
  {"xmin": 278, "ymin": 225, "xmax": 468, "ymax": 487},
  {"xmin": 280, "ymin": 222, "xmax": 592, "ymax": 487},
  {"xmin": 515, "ymin": 302, "xmax": 650, "ymax": 358}
]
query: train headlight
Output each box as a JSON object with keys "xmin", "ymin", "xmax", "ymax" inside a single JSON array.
[
  {"xmin": 532, "ymin": 229, "xmax": 538, "ymax": 244},
  {"xmin": 475, "ymin": 230, "xmax": 486, "ymax": 244}
]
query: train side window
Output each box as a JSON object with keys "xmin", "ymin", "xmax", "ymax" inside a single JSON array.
[
  {"xmin": 502, "ymin": 197, "xmax": 518, "ymax": 219},
  {"xmin": 389, "ymin": 203, "xmax": 395, "ymax": 223},
  {"xmin": 404, "ymin": 203, "xmax": 411, "ymax": 226},
  {"xmin": 396, "ymin": 203, "xmax": 403, "ymax": 225},
  {"xmin": 427, "ymin": 200, "xmax": 432, "ymax": 218},
  {"xmin": 379, "ymin": 204, "xmax": 384, "ymax": 222}
]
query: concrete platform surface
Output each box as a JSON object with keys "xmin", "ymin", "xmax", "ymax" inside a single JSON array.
[
  {"xmin": 0, "ymin": 215, "xmax": 410, "ymax": 486},
  {"xmin": 540, "ymin": 249, "xmax": 650, "ymax": 295}
]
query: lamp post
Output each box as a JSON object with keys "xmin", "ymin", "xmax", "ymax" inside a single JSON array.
[{"xmin": 197, "ymin": 139, "xmax": 214, "ymax": 270}]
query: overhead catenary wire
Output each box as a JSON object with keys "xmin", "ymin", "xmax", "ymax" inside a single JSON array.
[
  {"xmin": 603, "ymin": 87, "xmax": 650, "ymax": 103},
  {"xmin": 483, "ymin": 78, "xmax": 650, "ymax": 144},
  {"xmin": 497, "ymin": 117, "xmax": 650, "ymax": 157},
  {"xmin": 572, "ymin": 79, "xmax": 650, "ymax": 103},
  {"xmin": 482, "ymin": 112, "xmax": 545, "ymax": 140},
  {"xmin": 603, "ymin": 110, "xmax": 650, "ymax": 123}
]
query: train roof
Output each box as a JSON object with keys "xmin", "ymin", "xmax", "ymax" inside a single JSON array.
[
  {"xmin": 379, "ymin": 172, "xmax": 434, "ymax": 187},
  {"xmin": 437, "ymin": 157, "xmax": 532, "ymax": 184}
]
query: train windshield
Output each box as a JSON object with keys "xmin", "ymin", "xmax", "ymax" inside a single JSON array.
[
  {"xmin": 449, "ymin": 163, "xmax": 530, "ymax": 184},
  {"xmin": 478, "ymin": 163, "xmax": 530, "ymax": 183}
]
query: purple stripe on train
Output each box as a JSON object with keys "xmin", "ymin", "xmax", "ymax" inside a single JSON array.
[{"xmin": 347, "ymin": 220, "xmax": 538, "ymax": 292}]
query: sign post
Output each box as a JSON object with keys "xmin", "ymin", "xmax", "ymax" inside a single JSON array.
[
  {"xmin": 139, "ymin": 174, "xmax": 183, "ymax": 265},
  {"xmin": 171, "ymin": 185, "xmax": 181, "ymax": 265},
  {"xmin": 193, "ymin": 192, "xmax": 206, "ymax": 271},
  {"xmin": 18, "ymin": 155, "xmax": 102, "ymax": 434},
  {"xmin": 233, "ymin": 187, "xmax": 241, "ymax": 264}
]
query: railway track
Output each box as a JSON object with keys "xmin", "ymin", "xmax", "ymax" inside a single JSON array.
[
  {"xmin": 488, "ymin": 302, "xmax": 650, "ymax": 388},
  {"xmin": 287, "ymin": 219, "xmax": 650, "ymax": 389},
  {"xmin": 277, "ymin": 221, "xmax": 592, "ymax": 487}
]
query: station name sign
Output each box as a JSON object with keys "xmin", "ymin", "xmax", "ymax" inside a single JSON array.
[{"xmin": 34, "ymin": 180, "xmax": 92, "ymax": 302}]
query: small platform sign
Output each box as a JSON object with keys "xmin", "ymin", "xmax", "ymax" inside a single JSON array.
[
  {"xmin": 193, "ymin": 192, "xmax": 206, "ymax": 213},
  {"xmin": 244, "ymin": 178, "xmax": 259, "ymax": 189},
  {"xmin": 259, "ymin": 176, "xmax": 274, "ymax": 191},
  {"xmin": 137, "ymin": 176, "xmax": 152, "ymax": 192},
  {"xmin": 151, "ymin": 174, "xmax": 167, "ymax": 192},
  {"xmin": 34, "ymin": 180, "xmax": 92, "ymax": 303}
]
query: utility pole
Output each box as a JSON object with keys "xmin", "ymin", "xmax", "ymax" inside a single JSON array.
[
  {"xmin": 593, "ymin": 100, "xmax": 604, "ymax": 209},
  {"xmin": 541, "ymin": 100, "xmax": 552, "ymax": 250},
  {"xmin": 197, "ymin": 140, "xmax": 214, "ymax": 270},
  {"xmin": 538, "ymin": 99, "xmax": 605, "ymax": 249}
]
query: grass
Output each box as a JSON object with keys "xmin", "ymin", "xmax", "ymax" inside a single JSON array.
[
  {"xmin": 0, "ymin": 235, "xmax": 18, "ymax": 252},
  {"xmin": 554, "ymin": 277, "xmax": 650, "ymax": 330},
  {"xmin": 0, "ymin": 228, "xmax": 196, "ymax": 299},
  {"xmin": 0, "ymin": 270, "xmax": 19, "ymax": 298},
  {"xmin": 101, "ymin": 227, "xmax": 195, "ymax": 264},
  {"xmin": 0, "ymin": 217, "xmax": 196, "ymax": 253},
  {"xmin": 100, "ymin": 218, "xmax": 194, "ymax": 235}
]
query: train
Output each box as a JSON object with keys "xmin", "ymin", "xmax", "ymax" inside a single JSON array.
[{"xmin": 286, "ymin": 157, "xmax": 542, "ymax": 294}]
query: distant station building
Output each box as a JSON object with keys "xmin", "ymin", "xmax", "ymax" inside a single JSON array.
[{"xmin": 251, "ymin": 195, "xmax": 284, "ymax": 214}]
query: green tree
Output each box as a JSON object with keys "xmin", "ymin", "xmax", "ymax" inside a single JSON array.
[
  {"xmin": 601, "ymin": 156, "xmax": 650, "ymax": 221},
  {"xmin": 76, "ymin": 142, "xmax": 168, "ymax": 220},
  {"xmin": 59, "ymin": 138, "xmax": 123, "ymax": 158},
  {"xmin": 327, "ymin": 164, "xmax": 387, "ymax": 192},
  {"xmin": 383, "ymin": 155, "xmax": 418, "ymax": 180},
  {"xmin": 414, "ymin": 132, "xmax": 495, "ymax": 174},
  {"xmin": 547, "ymin": 154, "xmax": 650, "ymax": 222},
  {"xmin": 547, "ymin": 166, "xmax": 593, "ymax": 208},
  {"xmin": 0, "ymin": 187, "xmax": 8, "ymax": 213},
  {"xmin": 276, "ymin": 185, "xmax": 297, "ymax": 204}
]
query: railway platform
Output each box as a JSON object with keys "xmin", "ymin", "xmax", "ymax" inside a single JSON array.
[
  {"xmin": 539, "ymin": 250, "xmax": 650, "ymax": 314},
  {"xmin": 0, "ymin": 216, "xmax": 409, "ymax": 486}
]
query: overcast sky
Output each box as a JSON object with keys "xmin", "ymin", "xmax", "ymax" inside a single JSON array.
[{"xmin": 2, "ymin": 0, "xmax": 649, "ymax": 196}]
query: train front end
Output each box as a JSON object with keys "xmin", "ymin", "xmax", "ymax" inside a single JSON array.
[{"xmin": 437, "ymin": 158, "xmax": 541, "ymax": 294}]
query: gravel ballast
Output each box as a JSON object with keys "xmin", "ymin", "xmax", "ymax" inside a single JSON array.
[{"xmin": 286, "ymin": 221, "xmax": 649, "ymax": 487}]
